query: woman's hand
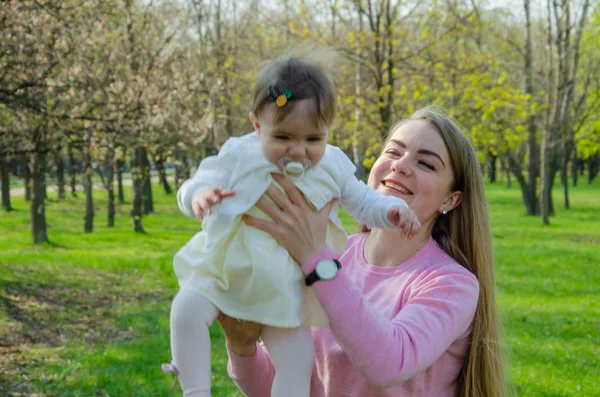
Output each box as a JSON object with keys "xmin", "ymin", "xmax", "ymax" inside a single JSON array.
[
  {"xmin": 242, "ymin": 173, "xmax": 336, "ymax": 265},
  {"xmin": 217, "ymin": 312, "xmax": 262, "ymax": 357}
]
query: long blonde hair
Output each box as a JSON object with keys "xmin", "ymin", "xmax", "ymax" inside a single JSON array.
[{"xmin": 367, "ymin": 106, "xmax": 510, "ymax": 397}]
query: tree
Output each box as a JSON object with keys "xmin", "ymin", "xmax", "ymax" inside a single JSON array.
[{"xmin": 540, "ymin": 0, "xmax": 590, "ymax": 224}]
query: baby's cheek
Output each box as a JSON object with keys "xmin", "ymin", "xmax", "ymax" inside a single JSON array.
[
  {"xmin": 311, "ymin": 149, "xmax": 327, "ymax": 166},
  {"xmin": 263, "ymin": 145, "xmax": 282, "ymax": 164}
]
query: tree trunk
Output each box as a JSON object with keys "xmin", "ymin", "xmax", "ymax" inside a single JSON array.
[
  {"xmin": 21, "ymin": 154, "xmax": 32, "ymax": 201},
  {"xmin": 526, "ymin": 122, "xmax": 538, "ymax": 197},
  {"xmin": 30, "ymin": 151, "xmax": 48, "ymax": 244},
  {"xmin": 560, "ymin": 161, "xmax": 569, "ymax": 209},
  {"xmin": 95, "ymin": 165, "xmax": 106, "ymax": 187},
  {"xmin": 106, "ymin": 148, "xmax": 116, "ymax": 227},
  {"xmin": 174, "ymin": 148, "xmax": 181, "ymax": 190},
  {"xmin": 561, "ymin": 140, "xmax": 573, "ymax": 208},
  {"xmin": 83, "ymin": 146, "xmax": 94, "ymax": 233},
  {"xmin": 116, "ymin": 158, "xmax": 125, "ymax": 203},
  {"xmin": 507, "ymin": 153, "xmax": 538, "ymax": 215},
  {"xmin": 571, "ymin": 155, "xmax": 579, "ymax": 187},
  {"xmin": 68, "ymin": 143, "xmax": 78, "ymax": 197},
  {"xmin": 549, "ymin": 175, "xmax": 555, "ymax": 215},
  {"xmin": 155, "ymin": 158, "xmax": 172, "ymax": 194},
  {"xmin": 55, "ymin": 150, "xmax": 66, "ymax": 200},
  {"xmin": 1, "ymin": 156, "xmax": 11, "ymax": 211},
  {"xmin": 501, "ymin": 158, "xmax": 511, "ymax": 189},
  {"xmin": 141, "ymin": 147, "xmax": 153, "ymax": 214},
  {"xmin": 540, "ymin": 124, "xmax": 556, "ymax": 224},
  {"xmin": 488, "ymin": 152, "xmax": 497, "ymax": 183},
  {"xmin": 131, "ymin": 146, "xmax": 145, "ymax": 232},
  {"xmin": 174, "ymin": 147, "xmax": 188, "ymax": 190},
  {"xmin": 589, "ymin": 153, "xmax": 599, "ymax": 184},
  {"xmin": 524, "ymin": 0, "xmax": 539, "ymax": 202},
  {"xmin": 540, "ymin": 163, "xmax": 558, "ymax": 224},
  {"xmin": 352, "ymin": 9, "xmax": 367, "ymax": 182}
]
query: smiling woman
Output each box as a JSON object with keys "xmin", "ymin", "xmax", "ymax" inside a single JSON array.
[
  {"xmin": 221, "ymin": 105, "xmax": 510, "ymax": 397},
  {"xmin": 369, "ymin": 118, "xmax": 463, "ymax": 239}
]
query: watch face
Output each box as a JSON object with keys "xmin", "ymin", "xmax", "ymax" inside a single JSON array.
[{"xmin": 316, "ymin": 259, "xmax": 338, "ymax": 280}]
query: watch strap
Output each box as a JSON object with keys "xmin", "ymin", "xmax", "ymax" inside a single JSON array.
[
  {"xmin": 304, "ymin": 269, "xmax": 320, "ymax": 286},
  {"xmin": 304, "ymin": 258, "xmax": 341, "ymax": 286}
]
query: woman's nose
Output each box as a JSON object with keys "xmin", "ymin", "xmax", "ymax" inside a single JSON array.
[{"xmin": 391, "ymin": 156, "xmax": 412, "ymax": 175}]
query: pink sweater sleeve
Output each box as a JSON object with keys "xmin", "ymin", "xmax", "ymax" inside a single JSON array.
[
  {"xmin": 227, "ymin": 342, "xmax": 275, "ymax": 396},
  {"xmin": 302, "ymin": 248, "xmax": 480, "ymax": 388}
]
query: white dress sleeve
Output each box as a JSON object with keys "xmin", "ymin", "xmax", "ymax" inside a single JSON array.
[
  {"xmin": 327, "ymin": 146, "xmax": 407, "ymax": 230},
  {"xmin": 176, "ymin": 137, "xmax": 239, "ymax": 219}
]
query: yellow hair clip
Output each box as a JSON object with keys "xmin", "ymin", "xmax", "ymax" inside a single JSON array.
[{"xmin": 269, "ymin": 86, "xmax": 292, "ymax": 108}]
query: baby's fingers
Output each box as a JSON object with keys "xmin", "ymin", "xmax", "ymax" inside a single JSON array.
[
  {"xmin": 193, "ymin": 201, "xmax": 205, "ymax": 220},
  {"xmin": 407, "ymin": 215, "xmax": 421, "ymax": 239},
  {"xmin": 215, "ymin": 187, "xmax": 236, "ymax": 199}
]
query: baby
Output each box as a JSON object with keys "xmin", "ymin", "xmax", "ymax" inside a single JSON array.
[{"xmin": 164, "ymin": 51, "xmax": 420, "ymax": 397}]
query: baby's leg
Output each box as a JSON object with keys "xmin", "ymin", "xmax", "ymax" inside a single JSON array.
[
  {"xmin": 261, "ymin": 326, "xmax": 313, "ymax": 397},
  {"xmin": 170, "ymin": 289, "xmax": 219, "ymax": 397}
]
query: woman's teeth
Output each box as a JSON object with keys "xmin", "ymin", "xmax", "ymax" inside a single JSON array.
[{"xmin": 383, "ymin": 181, "xmax": 410, "ymax": 194}]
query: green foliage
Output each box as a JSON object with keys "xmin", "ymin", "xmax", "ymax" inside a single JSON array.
[{"xmin": 574, "ymin": 9, "xmax": 600, "ymax": 160}]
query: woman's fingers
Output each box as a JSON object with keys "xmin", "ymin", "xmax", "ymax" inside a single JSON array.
[
  {"xmin": 242, "ymin": 212, "xmax": 284, "ymax": 238},
  {"xmin": 253, "ymin": 193, "xmax": 286, "ymax": 223},
  {"xmin": 320, "ymin": 198, "xmax": 337, "ymax": 218},
  {"xmin": 270, "ymin": 173, "xmax": 310, "ymax": 210},
  {"xmin": 262, "ymin": 184, "xmax": 290, "ymax": 213}
]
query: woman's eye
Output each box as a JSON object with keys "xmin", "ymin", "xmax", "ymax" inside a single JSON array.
[
  {"xmin": 386, "ymin": 149, "xmax": 401, "ymax": 157},
  {"xmin": 419, "ymin": 161, "xmax": 435, "ymax": 170}
]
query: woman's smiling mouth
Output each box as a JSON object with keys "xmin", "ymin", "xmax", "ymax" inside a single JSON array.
[{"xmin": 382, "ymin": 180, "xmax": 413, "ymax": 194}]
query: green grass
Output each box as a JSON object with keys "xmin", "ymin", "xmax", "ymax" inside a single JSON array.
[
  {"xmin": 488, "ymin": 180, "xmax": 600, "ymax": 396},
  {"xmin": 1, "ymin": 178, "xmax": 599, "ymax": 396}
]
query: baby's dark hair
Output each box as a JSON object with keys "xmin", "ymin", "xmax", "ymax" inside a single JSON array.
[{"xmin": 251, "ymin": 47, "xmax": 337, "ymax": 129}]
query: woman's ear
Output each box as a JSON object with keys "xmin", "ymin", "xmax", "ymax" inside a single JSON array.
[
  {"xmin": 249, "ymin": 112, "xmax": 260, "ymax": 132},
  {"xmin": 441, "ymin": 190, "xmax": 462, "ymax": 213}
]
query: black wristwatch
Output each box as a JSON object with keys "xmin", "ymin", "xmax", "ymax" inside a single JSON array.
[{"xmin": 304, "ymin": 258, "xmax": 342, "ymax": 286}]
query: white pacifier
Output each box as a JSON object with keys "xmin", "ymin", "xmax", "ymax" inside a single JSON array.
[{"xmin": 277, "ymin": 157, "xmax": 312, "ymax": 179}]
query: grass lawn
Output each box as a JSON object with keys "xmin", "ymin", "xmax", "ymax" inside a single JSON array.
[{"xmin": 1, "ymin": 177, "xmax": 598, "ymax": 396}]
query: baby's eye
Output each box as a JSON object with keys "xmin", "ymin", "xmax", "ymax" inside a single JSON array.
[
  {"xmin": 307, "ymin": 137, "xmax": 322, "ymax": 142},
  {"xmin": 275, "ymin": 135, "xmax": 289, "ymax": 140}
]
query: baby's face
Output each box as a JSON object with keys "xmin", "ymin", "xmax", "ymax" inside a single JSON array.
[{"xmin": 253, "ymin": 100, "xmax": 328, "ymax": 169}]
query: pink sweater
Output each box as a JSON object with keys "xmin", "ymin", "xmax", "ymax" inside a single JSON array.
[{"xmin": 227, "ymin": 233, "xmax": 479, "ymax": 396}]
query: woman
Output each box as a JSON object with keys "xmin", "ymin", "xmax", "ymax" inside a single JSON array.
[{"xmin": 218, "ymin": 106, "xmax": 509, "ymax": 397}]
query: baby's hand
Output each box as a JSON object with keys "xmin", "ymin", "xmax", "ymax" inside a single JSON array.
[
  {"xmin": 192, "ymin": 187, "xmax": 236, "ymax": 220},
  {"xmin": 387, "ymin": 206, "xmax": 421, "ymax": 238}
]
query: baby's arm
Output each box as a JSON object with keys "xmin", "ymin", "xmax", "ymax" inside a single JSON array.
[
  {"xmin": 176, "ymin": 139, "xmax": 238, "ymax": 219},
  {"xmin": 341, "ymin": 176, "xmax": 421, "ymax": 232},
  {"xmin": 329, "ymin": 147, "xmax": 418, "ymax": 233}
]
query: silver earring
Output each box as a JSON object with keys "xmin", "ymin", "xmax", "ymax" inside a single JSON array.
[{"xmin": 442, "ymin": 209, "xmax": 448, "ymax": 215}]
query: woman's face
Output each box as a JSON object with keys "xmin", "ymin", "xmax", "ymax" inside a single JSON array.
[{"xmin": 368, "ymin": 119, "xmax": 462, "ymax": 230}]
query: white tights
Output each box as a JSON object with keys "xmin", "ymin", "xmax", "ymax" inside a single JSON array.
[{"xmin": 170, "ymin": 289, "xmax": 314, "ymax": 397}]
